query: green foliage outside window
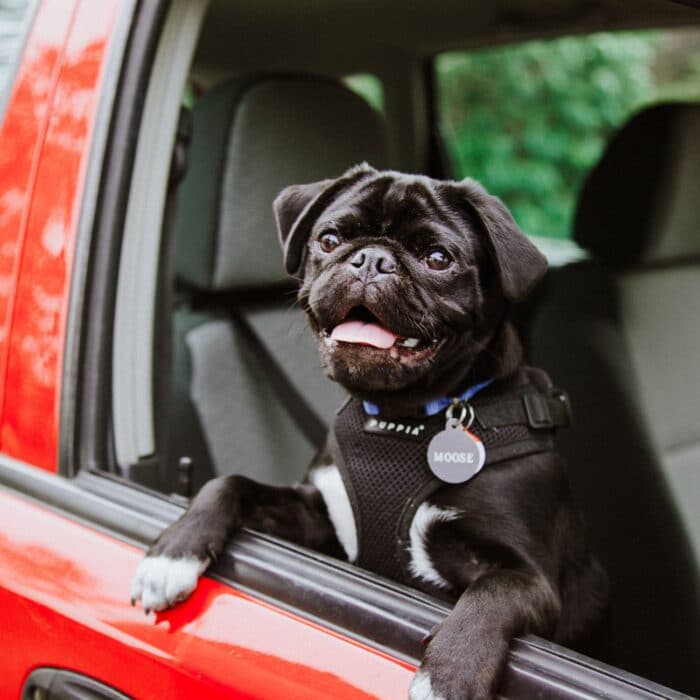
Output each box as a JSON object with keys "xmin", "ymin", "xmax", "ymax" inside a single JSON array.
[{"xmin": 437, "ymin": 30, "xmax": 700, "ymax": 239}]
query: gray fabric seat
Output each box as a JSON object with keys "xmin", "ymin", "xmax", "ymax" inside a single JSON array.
[
  {"xmin": 167, "ymin": 75, "xmax": 389, "ymax": 493},
  {"xmin": 528, "ymin": 103, "xmax": 700, "ymax": 695}
]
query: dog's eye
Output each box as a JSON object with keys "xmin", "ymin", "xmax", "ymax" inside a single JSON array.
[
  {"xmin": 319, "ymin": 231, "xmax": 341, "ymax": 253},
  {"xmin": 424, "ymin": 247, "xmax": 452, "ymax": 270}
]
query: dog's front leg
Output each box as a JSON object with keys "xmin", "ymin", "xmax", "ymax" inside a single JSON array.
[
  {"xmin": 409, "ymin": 568, "xmax": 560, "ymax": 700},
  {"xmin": 130, "ymin": 474, "xmax": 336, "ymax": 612}
]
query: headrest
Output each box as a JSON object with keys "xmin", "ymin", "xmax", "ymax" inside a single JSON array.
[
  {"xmin": 176, "ymin": 75, "xmax": 389, "ymax": 291},
  {"xmin": 574, "ymin": 103, "xmax": 700, "ymax": 265}
]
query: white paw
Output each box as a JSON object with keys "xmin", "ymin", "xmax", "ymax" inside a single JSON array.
[
  {"xmin": 130, "ymin": 554, "xmax": 209, "ymax": 612},
  {"xmin": 408, "ymin": 670, "xmax": 446, "ymax": 700}
]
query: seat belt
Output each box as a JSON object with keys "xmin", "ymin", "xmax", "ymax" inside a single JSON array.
[{"xmin": 230, "ymin": 309, "xmax": 328, "ymax": 449}]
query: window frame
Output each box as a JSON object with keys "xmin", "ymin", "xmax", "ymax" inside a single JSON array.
[
  {"xmin": 111, "ymin": 0, "xmax": 208, "ymax": 470},
  {"xmin": 60, "ymin": 0, "xmax": 170, "ymax": 478}
]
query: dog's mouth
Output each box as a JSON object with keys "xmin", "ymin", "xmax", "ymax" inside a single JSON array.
[{"xmin": 322, "ymin": 306, "xmax": 439, "ymax": 361}]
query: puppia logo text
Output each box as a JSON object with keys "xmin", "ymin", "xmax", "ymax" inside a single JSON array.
[
  {"xmin": 432, "ymin": 450, "xmax": 475, "ymax": 464},
  {"xmin": 363, "ymin": 417, "xmax": 426, "ymax": 441}
]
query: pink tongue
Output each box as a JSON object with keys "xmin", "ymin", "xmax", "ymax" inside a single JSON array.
[{"xmin": 330, "ymin": 320, "xmax": 398, "ymax": 349}]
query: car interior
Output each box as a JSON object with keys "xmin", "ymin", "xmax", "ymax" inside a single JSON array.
[{"xmin": 110, "ymin": 0, "xmax": 700, "ymax": 695}]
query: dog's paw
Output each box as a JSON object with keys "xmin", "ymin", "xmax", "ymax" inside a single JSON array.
[
  {"xmin": 408, "ymin": 670, "xmax": 447, "ymax": 700},
  {"xmin": 130, "ymin": 554, "xmax": 209, "ymax": 612},
  {"xmin": 414, "ymin": 628, "xmax": 509, "ymax": 700}
]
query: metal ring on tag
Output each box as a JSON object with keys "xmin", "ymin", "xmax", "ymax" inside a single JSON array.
[
  {"xmin": 445, "ymin": 400, "xmax": 467, "ymax": 425},
  {"xmin": 445, "ymin": 401, "xmax": 475, "ymax": 430}
]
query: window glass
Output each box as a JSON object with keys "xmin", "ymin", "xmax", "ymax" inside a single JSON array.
[
  {"xmin": 0, "ymin": 0, "xmax": 36, "ymax": 113},
  {"xmin": 344, "ymin": 73, "xmax": 385, "ymax": 114},
  {"xmin": 436, "ymin": 28, "xmax": 700, "ymax": 240}
]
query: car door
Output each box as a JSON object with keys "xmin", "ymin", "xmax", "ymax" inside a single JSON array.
[{"xmin": 0, "ymin": 1, "xmax": 694, "ymax": 699}]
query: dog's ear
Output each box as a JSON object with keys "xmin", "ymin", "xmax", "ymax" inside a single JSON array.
[
  {"xmin": 274, "ymin": 163, "xmax": 376, "ymax": 275},
  {"xmin": 450, "ymin": 178, "xmax": 547, "ymax": 303}
]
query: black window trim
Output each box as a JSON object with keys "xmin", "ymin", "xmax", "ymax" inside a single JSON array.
[
  {"xmin": 60, "ymin": 0, "xmax": 172, "ymax": 479},
  {"xmin": 59, "ymin": 0, "xmax": 142, "ymax": 478},
  {"xmin": 37, "ymin": 0, "xmax": 693, "ymax": 696}
]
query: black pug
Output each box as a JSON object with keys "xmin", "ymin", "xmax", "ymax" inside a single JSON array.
[{"xmin": 132, "ymin": 164, "xmax": 608, "ymax": 699}]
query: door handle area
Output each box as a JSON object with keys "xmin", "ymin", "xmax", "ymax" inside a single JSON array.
[{"xmin": 22, "ymin": 668, "xmax": 131, "ymax": 700}]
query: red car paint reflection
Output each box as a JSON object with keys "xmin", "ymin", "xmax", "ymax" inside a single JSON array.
[{"xmin": 0, "ymin": 0, "xmax": 118, "ymax": 470}]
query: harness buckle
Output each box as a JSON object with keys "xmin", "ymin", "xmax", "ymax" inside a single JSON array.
[
  {"xmin": 523, "ymin": 392, "xmax": 554, "ymax": 429},
  {"xmin": 523, "ymin": 391, "xmax": 573, "ymax": 429}
]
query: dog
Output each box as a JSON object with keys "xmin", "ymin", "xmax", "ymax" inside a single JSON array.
[{"xmin": 131, "ymin": 164, "xmax": 608, "ymax": 699}]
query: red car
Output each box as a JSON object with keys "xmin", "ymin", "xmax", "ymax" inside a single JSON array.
[{"xmin": 1, "ymin": 0, "xmax": 698, "ymax": 698}]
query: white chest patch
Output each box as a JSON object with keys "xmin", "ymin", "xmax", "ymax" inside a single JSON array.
[
  {"xmin": 408, "ymin": 502, "xmax": 459, "ymax": 589},
  {"xmin": 309, "ymin": 464, "xmax": 358, "ymax": 562}
]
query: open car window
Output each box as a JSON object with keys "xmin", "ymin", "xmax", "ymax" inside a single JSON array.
[
  {"xmin": 435, "ymin": 27, "xmax": 700, "ymax": 264},
  {"xmin": 60, "ymin": 0, "xmax": 700, "ymax": 696}
]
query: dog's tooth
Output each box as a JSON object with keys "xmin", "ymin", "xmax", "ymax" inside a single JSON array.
[
  {"xmin": 324, "ymin": 336, "xmax": 336, "ymax": 347},
  {"xmin": 400, "ymin": 337, "xmax": 420, "ymax": 348},
  {"xmin": 390, "ymin": 346, "xmax": 399, "ymax": 360}
]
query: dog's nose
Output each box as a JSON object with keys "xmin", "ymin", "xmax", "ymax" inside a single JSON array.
[{"xmin": 349, "ymin": 247, "xmax": 397, "ymax": 279}]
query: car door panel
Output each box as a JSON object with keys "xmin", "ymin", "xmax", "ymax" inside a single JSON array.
[
  {"xmin": 0, "ymin": 487, "xmax": 416, "ymax": 699},
  {"xmin": 1, "ymin": 458, "xmax": 692, "ymax": 699}
]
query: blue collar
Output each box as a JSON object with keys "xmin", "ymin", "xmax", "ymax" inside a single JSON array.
[{"xmin": 362, "ymin": 378, "xmax": 494, "ymax": 418}]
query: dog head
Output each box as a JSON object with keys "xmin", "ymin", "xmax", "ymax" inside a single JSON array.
[{"xmin": 274, "ymin": 164, "xmax": 547, "ymax": 411}]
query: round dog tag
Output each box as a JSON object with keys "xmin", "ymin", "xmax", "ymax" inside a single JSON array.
[{"xmin": 427, "ymin": 422, "xmax": 486, "ymax": 484}]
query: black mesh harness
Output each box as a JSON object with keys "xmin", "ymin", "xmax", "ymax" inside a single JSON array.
[{"xmin": 327, "ymin": 366, "xmax": 571, "ymax": 583}]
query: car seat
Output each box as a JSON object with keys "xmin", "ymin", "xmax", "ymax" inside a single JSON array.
[
  {"xmin": 167, "ymin": 74, "xmax": 389, "ymax": 494},
  {"xmin": 528, "ymin": 103, "xmax": 700, "ymax": 695}
]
